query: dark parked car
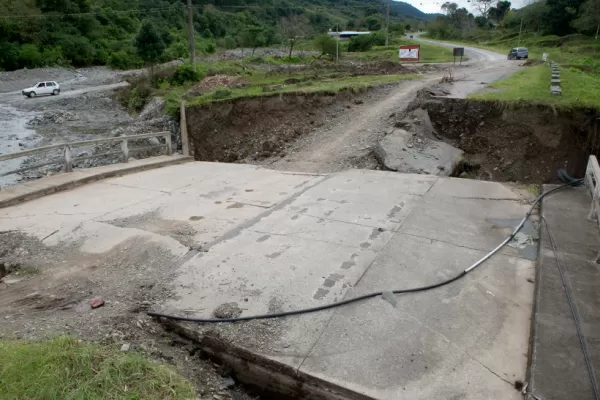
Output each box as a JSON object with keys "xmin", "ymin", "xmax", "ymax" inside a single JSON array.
[{"xmin": 507, "ymin": 47, "xmax": 528, "ymax": 60}]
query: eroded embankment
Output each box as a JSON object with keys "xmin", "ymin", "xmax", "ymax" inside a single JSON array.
[
  {"xmin": 414, "ymin": 96, "xmax": 600, "ymax": 183},
  {"xmin": 185, "ymin": 89, "xmax": 371, "ymax": 163},
  {"xmin": 185, "ymin": 84, "xmax": 599, "ymax": 184}
]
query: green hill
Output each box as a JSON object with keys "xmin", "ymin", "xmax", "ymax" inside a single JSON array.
[
  {"xmin": 389, "ymin": 1, "xmax": 441, "ymax": 21},
  {"xmin": 0, "ymin": 0, "xmax": 431, "ymax": 71}
]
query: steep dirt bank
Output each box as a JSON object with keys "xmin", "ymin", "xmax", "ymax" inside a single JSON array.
[
  {"xmin": 186, "ymin": 87, "xmax": 382, "ymax": 164},
  {"xmin": 407, "ymin": 95, "xmax": 599, "ymax": 183},
  {"xmin": 185, "ymin": 78, "xmax": 440, "ymax": 172}
]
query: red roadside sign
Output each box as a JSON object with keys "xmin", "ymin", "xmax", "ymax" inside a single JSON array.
[{"xmin": 399, "ymin": 45, "xmax": 420, "ymax": 62}]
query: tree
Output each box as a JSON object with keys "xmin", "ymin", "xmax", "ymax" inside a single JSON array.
[
  {"xmin": 57, "ymin": 35, "xmax": 94, "ymax": 66},
  {"xmin": 390, "ymin": 23, "xmax": 406, "ymax": 34},
  {"xmin": 0, "ymin": 41, "xmax": 20, "ymax": 70},
  {"xmin": 573, "ymin": 0, "xmax": 600, "ymax": 35},
  {"xmin": 474, "ymin": 0, "xmax": 494, "ymax": 16},
  {"xmin": 441, "ymin": 2, "xmax": 459, "ymax": 15},
  {"xmin": 135, "ymin": 19, "xmax": 166, "ymax": 72},
  {"xmin": 364, "ymin": 15, "xmax": 383, "ymax": 30},
  {"xmin": 439, "ymin": 2, "xmax": 475, "ymax": 34},
  {"xmin": 544, "ymin": 0, "xmax": 586, "ymax": 35},
  {"xmin": 18, "ymin": 44, "xmax": 43, "ymax": 68},
  {"xmin": 239, "ymin": 26, "xmax": 267, "ymax": 56},
  {"xmin": 278, "ymin": 15, "xmax": 311, "ymax": 59},
  {"xmin": 511, "ymin": 1, "xmax": 549, "ymax": 32},
  {"xmin": 488, "ymin": 1, "xmax": 511, "ymax": 23},
  {"xmin": 313, "ymin": 34, "xmax": 337, "ymax": 58}
]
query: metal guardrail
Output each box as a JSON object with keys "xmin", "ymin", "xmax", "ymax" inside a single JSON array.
[
  {"xmin": 0, "ymin": 131, "xmax": 172, "ymax": 180},
  {"xmin": 585, "ymin": 155, "xmax": 600, "ymax": 262}
]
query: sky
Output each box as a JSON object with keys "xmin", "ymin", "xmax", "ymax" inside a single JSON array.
[{"xmin": 399, "ymin": 0, "xmax": 530, "ymax": 14}]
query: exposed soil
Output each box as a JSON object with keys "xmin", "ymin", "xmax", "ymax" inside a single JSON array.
[
  {"xmin": 407, "ymin": 91, "xmax": 600, "ymax": 183},
  {"xmin": 0, "ymin": 229, "xmax": 256, "ymax": 399},
  {"xmin": 186, "ymin": 76, "xmax": 441, "ymax": 173},
  {"xmin": 187, "ymin": 88, "xmax": 376, "ymax": 164},
  {"xmin": 185, "ymin": 75, "xmax": 250, "ymax": 98}
]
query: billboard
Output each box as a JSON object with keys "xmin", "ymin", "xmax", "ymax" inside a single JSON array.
[{"xmin": 399, "ymin": 45, "xmax": 420, "ymax": 62}]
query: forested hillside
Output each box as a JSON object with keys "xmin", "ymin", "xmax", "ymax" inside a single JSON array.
[
  {"xmin": 0, "ymin": 0, "xmax": 434, "ymax": 71},
  {"xmin": 427, "ymin": 0, "xmax": 600, "ymax": 40}
]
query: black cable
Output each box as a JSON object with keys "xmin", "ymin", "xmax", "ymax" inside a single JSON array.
[
  {"xmin": 148, "ymin": 271, "xmax": 467, "ymax": 323},
  {"xmin": 558, "ymin": 168, "xmax": 584, "ymax": 186},
  {"xmin": 147, "ymin": 178, "xmax": 583, "ymax": 324},
  {"xmin": 541, "ymin": 215, "xmax": 600, "ymax": 400}
]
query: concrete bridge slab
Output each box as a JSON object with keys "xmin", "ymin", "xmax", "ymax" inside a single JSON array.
[{"xmin": 0, "ymin": 162, "xmax": 537, "ymax": 399}]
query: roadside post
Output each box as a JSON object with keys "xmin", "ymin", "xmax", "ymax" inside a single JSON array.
[{"xmin": 453, "ymin": 47, "xmax": 464, "ymax": 65}]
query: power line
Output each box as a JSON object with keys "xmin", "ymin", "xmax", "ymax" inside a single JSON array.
[
  {"xmin": 0, "ymin": 2, "xmax": 444, "ymax": 20},
  {"xmin": 0, "ymin": 6, "xmax": 182, "ymax": 20}
]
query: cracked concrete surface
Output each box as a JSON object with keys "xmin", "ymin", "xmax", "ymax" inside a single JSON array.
[{"xmin": 0, "ymin": 162, "xmax": 537, "ymax": 399}]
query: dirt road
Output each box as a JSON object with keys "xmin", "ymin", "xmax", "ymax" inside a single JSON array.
[{"xmin": 265, "ymin": 42, "xmax": 518, "ymax": 174}]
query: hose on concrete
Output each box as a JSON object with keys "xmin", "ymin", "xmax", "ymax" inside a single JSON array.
[{"xmin": 147, "ymin": 178, "xmax": 583, "ymax": 324}]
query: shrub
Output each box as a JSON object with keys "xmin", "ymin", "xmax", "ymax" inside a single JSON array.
[
  {"xmin": 170, "ymin": 63, "xmax": 205, "ymax": 86},
  {"xmin": 41, "ymin": 46, "xmax": 64, "ymax": 67},
  {"xmin": 347, "ymin": 32, "xmax": 386, "ymax": 52},
  {"xmin": 165, "ymin": 41, "xmax": 188, "ymax": 60},
  {"xmin": 212, "ymin": 88, "xmax": 232, "ymax": 100},
  {"xmin": 224, "ymin": 36, "xmax": 237, "ymax": 49},
  {"xmin": 205, "ymin": 42, "xmax": 216, "ymax": 54},
  {"xmin": 314, "ymin": 34, "xmax": 338, "ymax": 58},
  {"xmin": 18, "ymin": 44, "xmax": 43, "ymax": 68},
  {"xmin": 127, "ymin": 83, "xmax": 152, "ymax": 112},
  {"xmin": 0, "ymin": 41, "xmax": 20, "ymax": 70},
  {"xmin": 247, "ymin": 56, "xmax": 265, "ymax": 63},
  {"xmin": 57, "ymin": 35, "xmax": 95, "ymax": 66},
  {"xmin": 116, "ymin": 79, "xmax": 151, "ymax": 112},
  {"xmin": 108, "ymin": 50, "xmax": 144, "ymax": 70}
]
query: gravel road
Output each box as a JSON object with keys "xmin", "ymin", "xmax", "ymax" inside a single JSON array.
[{"xmin": 264, "ymin": 40, "xmax": 519, "ymax": 174}]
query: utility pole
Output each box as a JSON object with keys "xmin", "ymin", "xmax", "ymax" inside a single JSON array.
[
  {"xmin": 517, "ymin": 17, "xmax": 523, "ymax": 47},
  {"xmin": 596, "ymin": 23, "xmax": 599, "ymax": 39},
  {"xmin": 186, "ymin": 0, "xmax": 195, "ymax": 63},
  {"xmin": 385, "ymin": 0, "xmax": 390, "ymax": 46},
  {"xmin": 336, "ymin": 24, "xmax": 339, "ymax": 64}
]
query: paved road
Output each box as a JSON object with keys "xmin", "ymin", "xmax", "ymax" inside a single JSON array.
[{"xmin": 413, "ymin": 35, "xmax": 506, "ymax": 62}]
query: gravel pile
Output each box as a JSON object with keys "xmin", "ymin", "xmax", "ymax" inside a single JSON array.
[
  {"xmin": 27, "ymin": 110, "xmax": 77, "ymax": 126},
  {"xmin": 185, "ymin": 75, "xmax": 249, "ymax": 97}
]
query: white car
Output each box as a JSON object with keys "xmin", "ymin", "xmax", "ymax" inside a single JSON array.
[{"xmin": 22, "ymin": 81, "xmax": 61, "ymax": 98}]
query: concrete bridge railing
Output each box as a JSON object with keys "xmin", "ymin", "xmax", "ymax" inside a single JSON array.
[
  {"xmin": 585, "ymin": 155, "xmax": 600, "ymax": 262},
  {"xmin": 0, "ymin": 131, "xmax": 172, "ymax": 185}
]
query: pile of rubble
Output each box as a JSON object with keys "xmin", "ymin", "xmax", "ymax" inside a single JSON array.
[
  {"xmin": 27, "ymin": 110, "xmax": 76, "ymax": 126},
  {"xmin": 184, "ymin": 75, "xmax": 249, "ymax": 98}
]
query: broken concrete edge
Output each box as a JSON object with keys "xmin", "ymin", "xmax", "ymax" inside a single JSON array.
[
  {"xmin": 0, "ymin": 156, "xmax": 194, "ymax": 209},
  {"xmin": 162, "ymin": 319, "xmax": 372, "ymax": 400},
  {"xmin": 524, "ymin": 184, "xmax": 555, "ymax": 398}
]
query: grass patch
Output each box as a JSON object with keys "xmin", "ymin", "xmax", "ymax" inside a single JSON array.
[
  {"xmin": 347, "ymin": 39, "xmax": 461, "ymax": 64},
  {"xmin": 13, "ymin": 266, "xmax": 38, "ymax": 276},
  {"xmin": 471, "ymin": 63, "xmax": 600, "ymax": 109},
  {"xmin": 0, "ymin": 336, "xmax": 195, "ymax": 400},
  {"xmin": 186, "ymin": 74, "xmax": 418, "ymax": 106},
  {"xmin": 524, "ymin": 184, "xmax": 542, "ymax": 196}
]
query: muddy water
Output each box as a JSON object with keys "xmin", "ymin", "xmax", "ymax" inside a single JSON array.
[{"xmin": 0, "ymin": 104, "xmax": 40, "ymax": 187}]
